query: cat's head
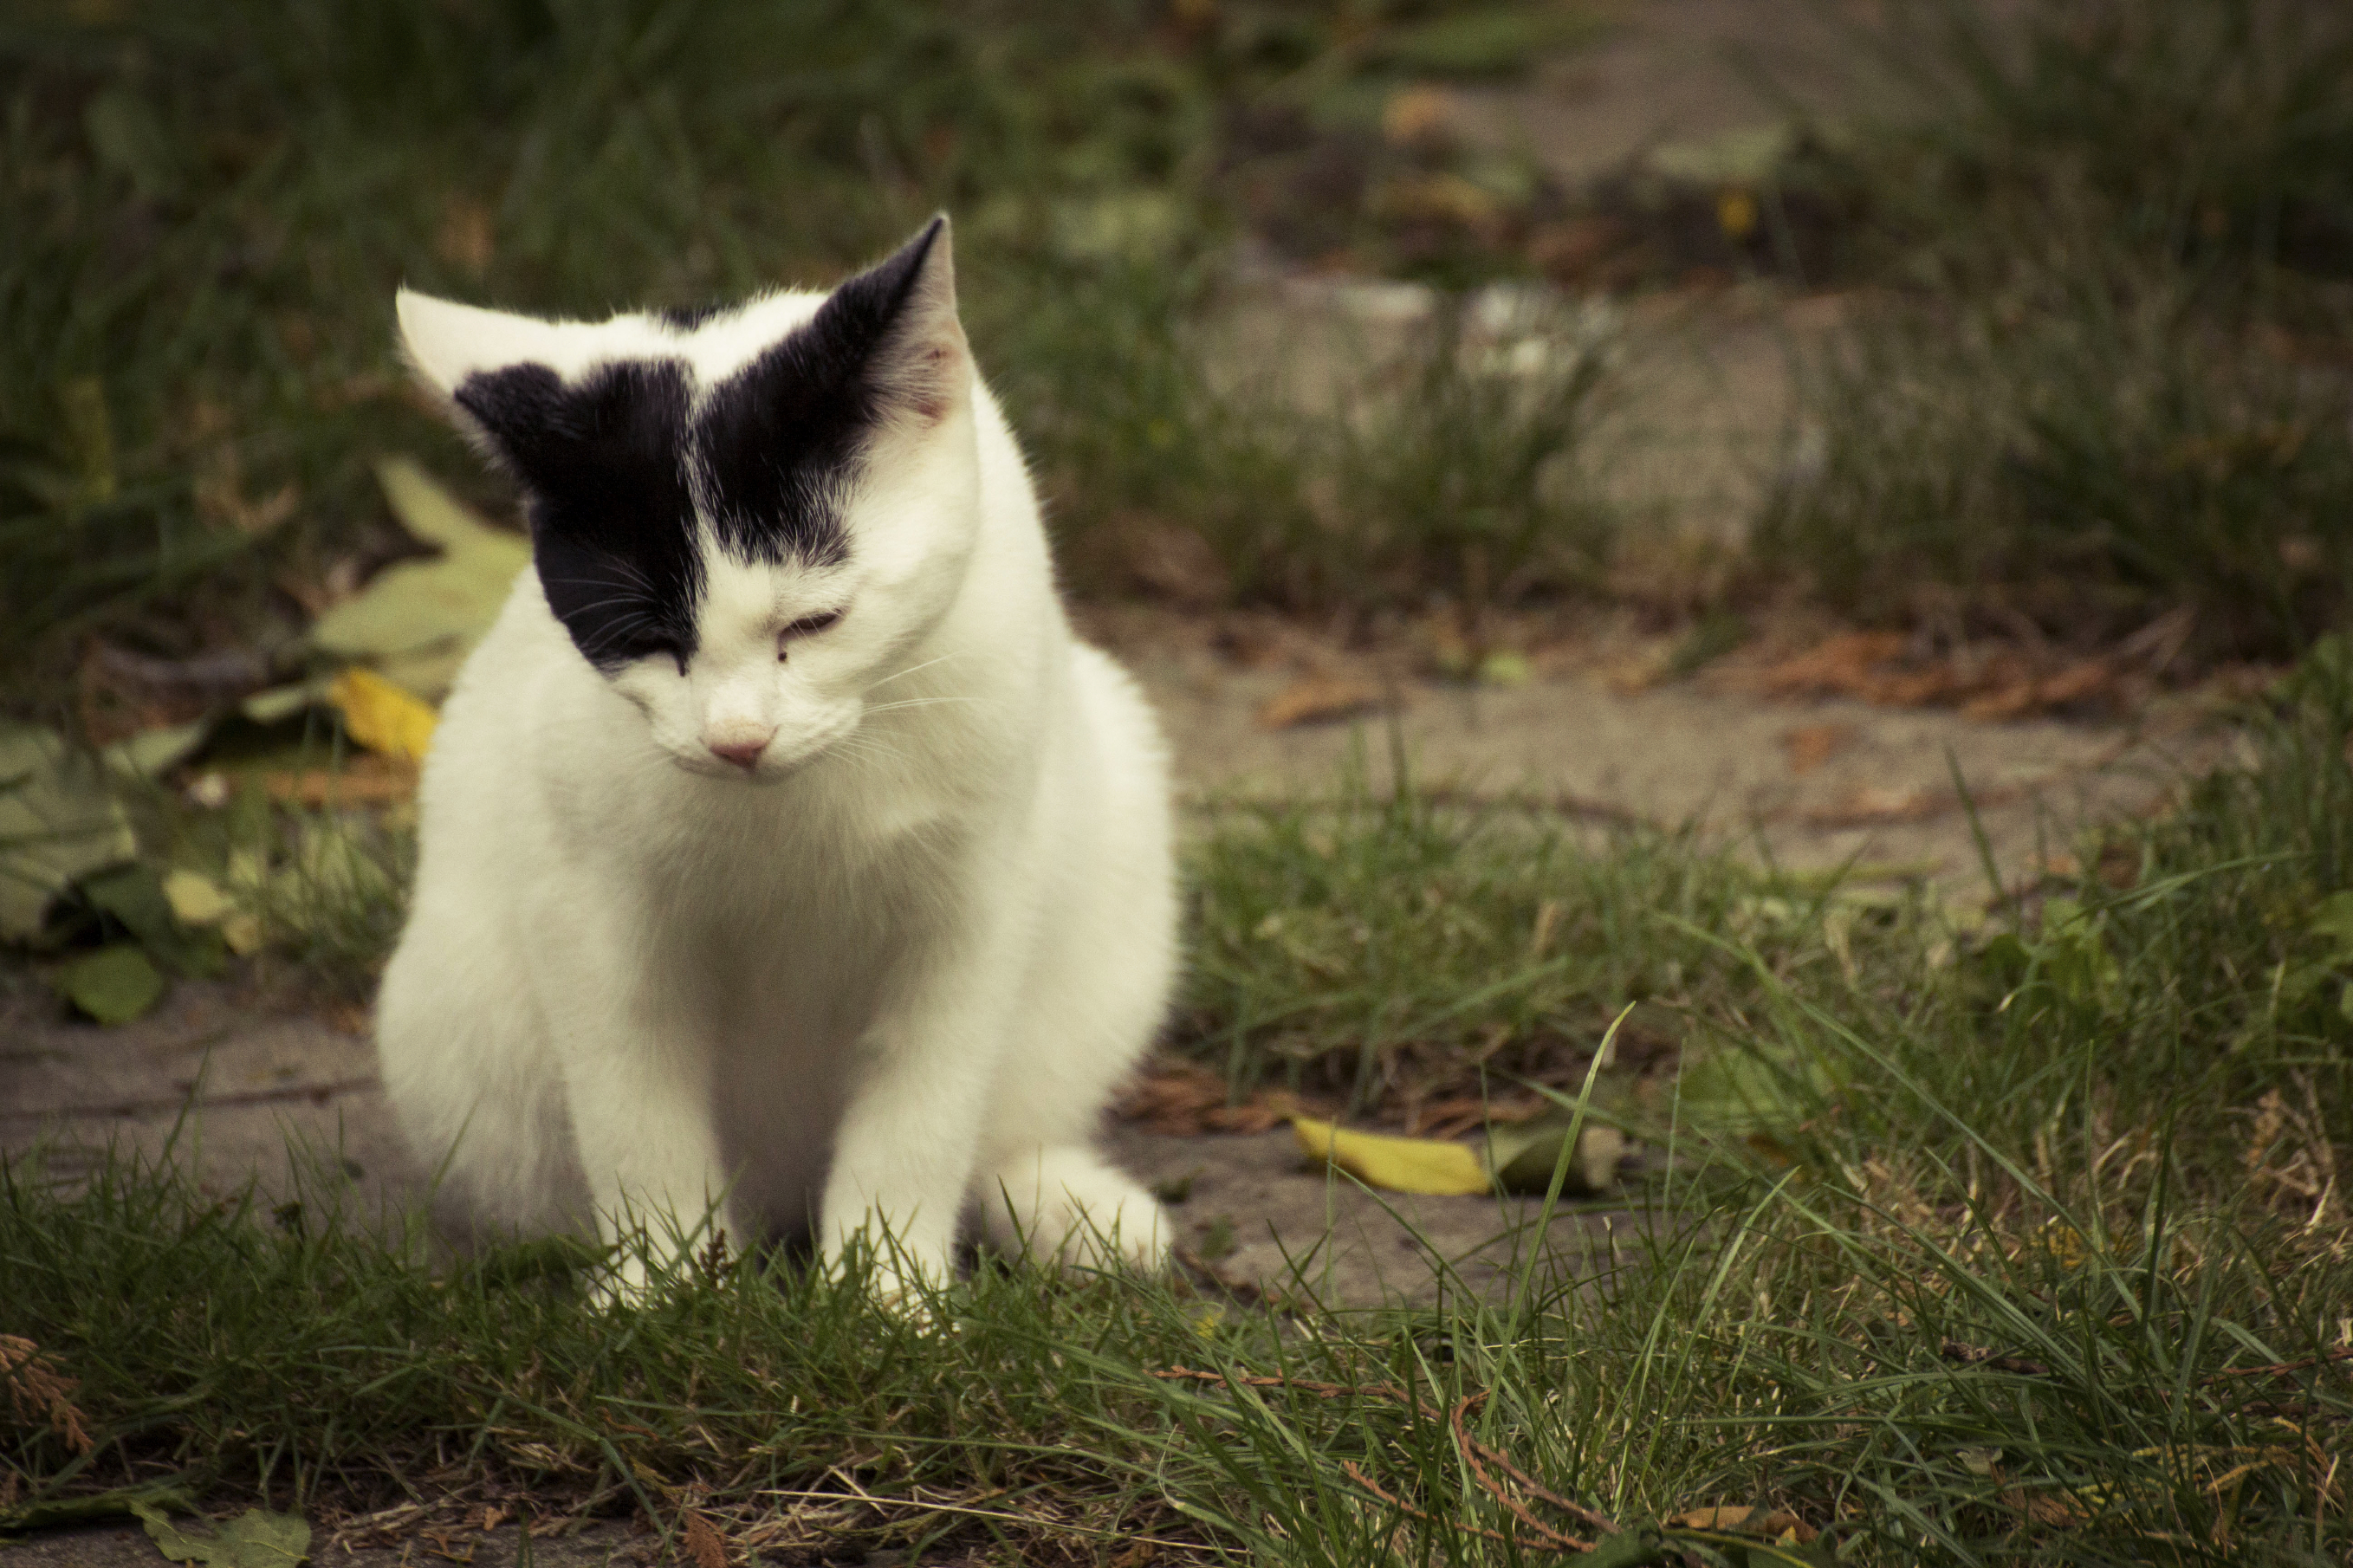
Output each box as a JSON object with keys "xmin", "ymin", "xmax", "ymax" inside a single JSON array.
[{"xmin": 396, "ymin": 217, "xmax": 978, "ymax": 781}]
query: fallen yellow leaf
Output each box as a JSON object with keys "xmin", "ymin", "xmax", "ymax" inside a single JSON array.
[
  {"xmin": 160, "ymin": 869, "xmax": 231, "ymax": 926},
  {"xmin": 1292, "ymin": 1116, "xmax": 1491, "ymax": 1196},
  {"xmin": 327, "ymin": 669, "xmax": 437, "ymax": 761}
]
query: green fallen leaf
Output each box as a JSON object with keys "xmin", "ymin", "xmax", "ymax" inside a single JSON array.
[
  {"xmin": 238, "ymin": 682, "xmax": 332, "ymax": 727},
  {"xmin": 308, "ymin": 457, "xmax": 528, "ymax": 699},
  {"xmin": 1678, "ymin": 1043, "xmax": 1843, "ymax": 1139},
  {"xmin": 0, "ymin": 723, "xmax": 136, "ymax": 942},
  {"xmin": 132, "ymin": 1501, "xmax": 309, "ymax": 1566},
  {"xmin": 59, "ymin": 943, "xmax": 165, "ymax": 1025},
  {"xmin": 1484, "ymin": 1111, "xmax": 1626, "ymax": 1196},
  {"xmin": 105, "ymin": 718, "xmax": 210, "ymax": 781},
  {"xmin": 81, "ymin": 862, "xmax": 224, "ymax": 978}
]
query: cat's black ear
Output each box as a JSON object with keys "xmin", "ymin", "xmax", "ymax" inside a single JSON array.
[{"xmin": 806, "ymin": 214, "xmax": 968, "ymax": 425}]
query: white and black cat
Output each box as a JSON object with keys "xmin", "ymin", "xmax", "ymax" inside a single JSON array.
[{"xmin": 375, "ymin": 217, "xmax": 1176, "ymax": 1302}]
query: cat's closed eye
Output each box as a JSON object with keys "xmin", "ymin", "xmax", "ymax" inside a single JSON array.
[
  {"xmin": 628, "ymin": 635, "xmax": 687, "ymax": 675},
  {"xmin": 777, "ymin": 609, "xmax": 843, "ymax": 658}
]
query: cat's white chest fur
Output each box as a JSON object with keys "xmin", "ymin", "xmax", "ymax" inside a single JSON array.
[{"xmin": 374, "ymin": 218, "xmax": 1176, "ymax": 1298}]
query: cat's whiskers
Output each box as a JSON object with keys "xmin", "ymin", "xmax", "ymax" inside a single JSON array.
[
  {"xmin": 826, "ymin": 736, "xmax": 914, "ymax": 776},
  {"xmin": 865, "ymin": 652, "xmax": 962, "ymax": 692},
  {"xmin": 862, "ymin": 696, "xmax": 988, "ymax": 716},
  {"xmin": 574, "ymin": 607, "xmax": 660, "ymax": 641}
]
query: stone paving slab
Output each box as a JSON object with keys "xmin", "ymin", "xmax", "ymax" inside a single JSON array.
[
  {"xmin": 0, "ymin": 975, "xmax": 1627, "ymax": 1312},
  {"xmin": 1138, "ymin": 655, "xmax": 2230, "ymax": 895}
]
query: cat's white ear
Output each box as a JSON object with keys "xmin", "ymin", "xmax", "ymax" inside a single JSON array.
[{"xmin": 394, "ymin": 289, "xmax": 574, "ymax": 402}]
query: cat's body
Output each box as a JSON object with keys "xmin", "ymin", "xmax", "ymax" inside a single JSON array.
[{"xmin": 375, "ymin": 219, "xmax": 1174, "ymax": 1296}]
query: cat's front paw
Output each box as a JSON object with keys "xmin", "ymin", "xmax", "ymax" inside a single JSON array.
[
  {"xmin": 589, "ymin": 1249, "xmax": 657, "ymax": 1310},
  {"xmin": 821, "ymin": 1227, "xmax": 959, "ymax": 1325},
  {"xmin": 983, "ymin": 1147, "xmax": 1170, "ymax": 1273}
]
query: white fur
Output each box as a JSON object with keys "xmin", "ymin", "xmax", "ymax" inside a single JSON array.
[{"xmin": 376, "ymin": 233, "xmax": 1175, "ymax": 1302}]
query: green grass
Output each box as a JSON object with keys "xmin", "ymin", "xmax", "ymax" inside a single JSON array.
[
  {"xmin": 11, "ymin": 645, "xmax": 2353, "ymax": 1565},
  {"xmin": 7, "ymin": 1149, "xmax": 2347, "ymax": 1564},
  {"xmin": 1839, "ymin": 0, "xmax": 2353, "ymax": 278},
  {"xmin": 1021, "ymin": 275, "xmax": 1620, "ymax": 614},
  {"xmin": 0, "ymin": 0, "xmax": 1623, "ymax": 721},
  {"xmin": 1754, "ymin": 234, "xmax": 2353, "ymax": 658},
  {"xmin": 1752, "ymin": 0, "xmax": 2353, "ymax": 661},
  {"xmin": 0, "ymin": 0, "xmax": 1224, "ymax": 704},
  {"xmin": 1179, "ymin": 767, "xmax": 1885, "ymax": 1114}
]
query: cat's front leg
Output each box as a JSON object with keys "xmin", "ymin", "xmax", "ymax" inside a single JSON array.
[
  {"xmin": 818, "ymin": 930, "xmax": 1013, "ymax": 1309},
  {"xmin": 535, "ymin": 944, "xmax": 736, "ymax": 1301}
]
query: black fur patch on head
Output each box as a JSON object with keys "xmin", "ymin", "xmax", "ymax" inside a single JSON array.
[
  {"xmin": 655, "ymin": 301, "xmax": 727, "ymax": 331},
  {"xmin": 446, "ymin": 219, "xmax": 950, "ymax": 675},
  {"xmin": 455, "ymin": 359, "xmax": 703, "ymax": 672},
  {"xmin": 696, "ymin": 218, "xmax": 945, "ymax": 568}
]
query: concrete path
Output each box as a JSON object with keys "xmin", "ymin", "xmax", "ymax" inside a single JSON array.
[{"xmin": 0, "ymin": 963, "xmax": 1633, "ymax": 1312}]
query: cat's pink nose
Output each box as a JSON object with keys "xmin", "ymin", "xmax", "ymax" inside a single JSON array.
[{"xmin": 707, "ymin": 735, "xmax": 771, "ymax": 769}]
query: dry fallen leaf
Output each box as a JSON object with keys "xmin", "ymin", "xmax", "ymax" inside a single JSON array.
[
  {"xmin": 1381, "ymin": 85, "xmax": 1455, "ymax": 146},
  {"xmin": 1121, "ymin": 520, "xmax": 1229, "ymax": 608},
  {"xmin": 262, "ymin": 755, "xmax": 419, "ymax": 807},
  {"xmin": 1255, "ymin": 674, "xmax": 1389, "ymax": 731},
  {"xmin": 1410, "ymin": 1094, "xmax": 1546, "ymax": 1140},
  {"xmin": 681, "ymin": 1508, "xmax": 728, "ymax": 1568},
  {"xmin": 1116, "ymin": 1064, "xmax": 1297, "ymax": 1136},
  {"xmin": 1753, "ymin": 630, "xmax": 2129, "ymax": 721},
  {"xmin": 1809, "ymin": 784, "xmax": 1939, "ymax": 826},
  {"xmin": 1805, "ymin": 781, "xmax": 2025, "ymax": 828},
  {"xmin": 1961, "ymin": 658, "xmax": 2116, "ymax": 722},
  {"xmin": 435, "ymin": 197, "xmax": 496, "ymax": 275},
  {"xmin": 1753, "ymin": 631, "xmax": 1909, "ymax": 698},
  {"xmin": 1780, "ymin": 722, "xmax": 1854, "ymax": 775},
  {"xmin": 2000, "ymin": 1487, "xmax": 2093, "ymax": 1526},
  {"xmin": 0, "ymin": 1336, "xmax": 92, "ymax": 1455}
]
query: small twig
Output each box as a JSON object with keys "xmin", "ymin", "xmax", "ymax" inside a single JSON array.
[
  {"xmin": 1449, "ymin": 1391, "xmax": 1620, "ymax": 1535},
  {"xmin": 1448, "ymin": 1393, "xmax": 1596, "ymax": 1550},
  {"xmin": 1339, "ymin": 1461, "xmax": 1519, "ymax": 1546},
  {"xmin": 2203, "ymin": 1346, "xmax": 2353, "ymax": 1382},
  {"xmin": 1150, "ymin": 1365, "xmax": 1397, "ymax": 1403}
]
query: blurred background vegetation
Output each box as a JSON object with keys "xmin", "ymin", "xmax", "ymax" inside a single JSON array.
[{"xmin": 4, "ymin": 0, "xmax": 2351, "ymax": 722}]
